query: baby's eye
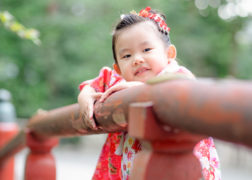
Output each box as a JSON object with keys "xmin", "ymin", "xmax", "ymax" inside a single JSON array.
[
  {"xmin": 143, "ymin": 48, "xmax": 152, "ymax": 52},
  {"xmin": 122, "ymin": 54, "xmax": 131, "ymax": 59}
]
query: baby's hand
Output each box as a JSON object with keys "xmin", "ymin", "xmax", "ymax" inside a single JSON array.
[
  {"xmin": 99, "ymin": 81, "xmax": 144, "ymax": 103},
  {"xmin": 78, "ymin": 85, "xmax": 102, "ymax": 130}
]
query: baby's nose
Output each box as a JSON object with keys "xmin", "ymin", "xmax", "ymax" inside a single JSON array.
[{"xmin": 133, "ymin": 55, "xmax": 144, "ymax": 65}]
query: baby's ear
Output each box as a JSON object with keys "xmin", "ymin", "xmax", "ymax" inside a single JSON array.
[
  {"xmin": 167, "ymin": 44, "xmax": 177, "ymax": 59},
  {"xmin": 113, "ymin": 63, "xmax": 121, "ymax": 75}
]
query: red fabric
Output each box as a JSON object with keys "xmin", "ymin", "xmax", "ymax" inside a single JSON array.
[
  {"xmin": 79, "ymin": 66, "xmax": 221, "ymax": 180},
  {"xmin": 92, "ymin": 133, "xmax": 122, "ymax": 180},
  {"xmin": 79, "ymin": 67, "xmax": 123, "ymax": 180},
  {"xmin": 79, "ymin": 67, "xmax": 122, "ymax": 92}
]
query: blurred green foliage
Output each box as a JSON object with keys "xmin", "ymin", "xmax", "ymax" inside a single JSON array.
[
  {"xmin": 0, "ymin": 10, "xmax": 41, "ymax": 45},
  {"xmin": 0, "ymin": 0, "xmax": 252, "ymax": 117}
]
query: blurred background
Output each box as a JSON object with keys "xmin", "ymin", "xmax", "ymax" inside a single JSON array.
[
  {"xmin": 1, "ymin": 0, "xmax": 252, "ymax": 179},
  {"xmin": 1, "ymin": 0, "xmax": 252, "ymax": 117}
]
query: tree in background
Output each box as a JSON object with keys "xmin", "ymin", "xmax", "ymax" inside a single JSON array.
[
  {"xmin": 0, "ymin": 11, "xmax": 40, "ymax": 45},
  {"xmin": 0, "ymin": 0, "xmax": 251, "ymax": 118}
]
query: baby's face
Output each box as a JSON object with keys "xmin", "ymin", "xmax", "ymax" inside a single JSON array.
[{"xmin": 115, "ymin": 21, "xmax": 169, "ymax": 82}]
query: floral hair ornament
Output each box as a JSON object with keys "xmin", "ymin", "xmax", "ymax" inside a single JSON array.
[{"xmin": 138, "ymin": 6, "xmax": 170, "ymax": 34}]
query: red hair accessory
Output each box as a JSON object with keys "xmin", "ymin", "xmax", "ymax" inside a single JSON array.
[{"xmin": 138, "ymin": 6, "xmax": 170, "ymax": 34}]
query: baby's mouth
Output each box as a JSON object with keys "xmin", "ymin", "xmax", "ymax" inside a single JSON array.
[{"xmin": 134, "ymin": 67, "xmax": 150, "ymax": 76}]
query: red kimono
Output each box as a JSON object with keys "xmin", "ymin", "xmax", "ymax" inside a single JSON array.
[{"xmin": 79, "ymin": 65, "xmax": 221, "ymax": 180}]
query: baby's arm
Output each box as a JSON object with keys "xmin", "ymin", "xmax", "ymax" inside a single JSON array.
[
  {"xmin": 78, "ymin": 85, "xmax": 102, "ymax": 130},
  {"xmin": 78, "ymin": 67, "xmax": 123, "ymax": 130},
  {"xmin": 99, "ymin": 81, "xmax": 144, "ymax": 102}
]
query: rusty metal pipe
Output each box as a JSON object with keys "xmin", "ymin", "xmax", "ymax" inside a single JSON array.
[
  {"xmin": 95, "ymin": 78, "xmax": 252, "ymax": 148},
  {"xmin": 0, "ymin": 103, "xmax": 125, "ymax": 165},
  {"xmin": 1, "ymin": 78, "xmax": 252, "ymax": 166},
  {"xmin": 27, "ymin": 104, "xmax": 106, "ymax": 139},
  {"xmin": 152, "ymin": 79, "xmax": 252, "ymax": 147}
]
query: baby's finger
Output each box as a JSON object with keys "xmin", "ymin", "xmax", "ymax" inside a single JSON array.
[
  {"xmin": 88, "ymin": 118, "xmax": 98, "ymax": 130},
  {"xmin": 88, "ymin": 102, "xmax": 98, "ymax": 130},
  {"xmin": 82, "ymin": 111, "xmax": 97, "ymax": 130},
  {"xmin": 100, "ymin": 86, "xmax": 124, "ymax": 102},
  {"xmin": 88, "ymin": 104, "xmax": 94, "ymax": 120},
  {"xmin": 99, "ymin": 91, "xmax": 111, "ymax": 102},
  {"xmin": 81, "ymin": 102, "xmax": 97, "ymax": 130},
  {"xmin": 93, "ymin": 92, "xmax": 103, "ymax": 99}
]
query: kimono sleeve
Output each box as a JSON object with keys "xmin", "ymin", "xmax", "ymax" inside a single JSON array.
[{"xmin": 79, "ymin": 67, "xmax": 123, "ymax": 93}]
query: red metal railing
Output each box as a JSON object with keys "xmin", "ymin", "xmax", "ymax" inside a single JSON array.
[{"xmin": 0, "ymin": 77, "xmax": 252, "ymax": 180}]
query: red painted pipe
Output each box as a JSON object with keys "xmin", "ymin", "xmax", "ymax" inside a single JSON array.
[
  {"xmin": 94, "ymin": 78, "xmax": 252, "ymax": 148},
  {"xmin": 151, "ymin": 79, "xmax": 252, "ymax": 147},
  {"xmin": 1, "ymin": 78, "xmax": 252, "ymax": 168}
]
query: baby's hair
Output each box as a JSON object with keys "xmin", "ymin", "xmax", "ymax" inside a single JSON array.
[{"xmin": 112, "ymin": 9, "xmax": 171, "ymax": 63}]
